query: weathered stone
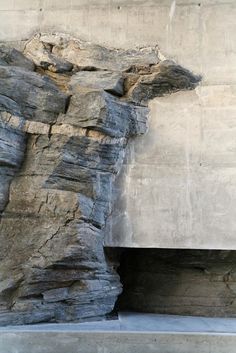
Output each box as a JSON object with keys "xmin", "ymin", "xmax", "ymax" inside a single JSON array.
[
  {"xmin": 45, "ymin": 135, "xmax": 123, "ymax": 196},
  {"xmin": 25, "ymin": 33, "xmax": 160, "ymax": 72},
  {"xmin": 44, "ymin": 135, "xmax": 127, "ymax": 228},
  {"xmin": 69, "ymin": 70, "xmax": 124, "ymax": 96},
  {"xmin": 36, "ymin": 68, "xmax": 71, "ymax": 92},
  {"xmin": 0, "ymin": 132, "xmax": 121, "ymax": 324},
  {"xmin": 128, "ymin": 60, "xmax": 201, "ymax": 104},
  {"xmin": 0, "ymin": 66, "xmax": 68, "ymax": 122},
  {"xmin": 60, "ymin": 88, "xmax": 148, "ymax": 137},
  {"xmin": 0, "ymin": 117, "xmax": 26, "ymax": 213},
  {"xmin": 0, "ymin": 46, "xmax": 35, "ymax": 71},
  {"xmin": 24, "ymin": 35, "xmax": 73, "ymax": 73},
  {"xmin": 0, "ymin": 120, "xmax": 25, "ymax": 171}
]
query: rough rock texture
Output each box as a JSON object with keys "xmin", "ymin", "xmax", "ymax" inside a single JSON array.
[
  {"xmin": 128, "ymin": 60, "xmax": 201, "ymax": 104},
  {"xmin": 0, "ymin": 33, "xmax": 200, "ymax": 325},
  {"xmin": 0, "ymin": 66, "xmax": 68, "ymax": 122},
  {"xmin": 0, "ymin": 46, "xmax": 34, "ymax": 71},
  {"xmin": 69, "ymin": 71, "xmax": 124, "ymax": 96},
  {"xmin": 118, "ymin": 249, "xmax": 236, "ymax": 317},
  {"xmin": 0, "ymin": 115, "xmax": 26, "ymax": 213},
  {"xmin": 24, "ymin": 33, "xmax": 160, "ymax": 72}
]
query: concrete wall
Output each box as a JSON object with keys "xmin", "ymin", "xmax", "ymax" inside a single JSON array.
[
  {"xmin": 105, "ymin": 85, "xmax": 236, "ymax": 249},
  {"xmin": 1, "ymin": 0, "xmax": 236, "ymax": 249}
]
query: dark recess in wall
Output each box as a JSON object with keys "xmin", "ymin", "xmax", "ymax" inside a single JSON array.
[{"xmin": 115, "ymin": 248, "xmax": 236, "ymax": 317}]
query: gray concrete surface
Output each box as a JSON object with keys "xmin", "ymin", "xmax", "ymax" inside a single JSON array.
[
  {"xmin": 2, "ymin": 313, "xmax": 236, "ymax": 352},
  {"xmin": 4, "ymin": 312, "xmax": 236, "ymax": 333},
  {"xmin": 2, "ymin": 331, "xmax": 236, "ymax": 353},
  {"xmin": 118, "ymin": 312, "xmax": 236, "ymax": 333},
  {"xmin": 105, "ymin": 85, "xmax": 236, "ymax": 249}
]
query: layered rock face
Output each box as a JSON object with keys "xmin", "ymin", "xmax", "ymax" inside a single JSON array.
[{"xmin": 0, "ymin": 33, "xmax": 200, "ymax": 325}]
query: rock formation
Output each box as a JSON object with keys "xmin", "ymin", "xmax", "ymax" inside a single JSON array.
[{"xmin": 0, "ymin": 33, "xmax": 200, "ymax": 325}]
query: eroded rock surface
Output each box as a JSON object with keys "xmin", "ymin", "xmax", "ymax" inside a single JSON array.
[{"xmin": 0, "ymin": 33, "xmax": 200, "ymax": 325}]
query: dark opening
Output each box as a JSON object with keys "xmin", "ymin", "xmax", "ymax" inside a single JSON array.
[{"xmin": 114, "ymin": 248, "xmax": 236, "ymax": 317}]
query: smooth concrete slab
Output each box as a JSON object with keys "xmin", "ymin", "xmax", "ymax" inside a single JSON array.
[
  {"xmin": 2, "ymin": 313, "xmax": 236, "ymax": 352},
  {"xmin": 118, "ymin": 312, "xmax": 236, "ymax": 333},
  {"xmin": 3, "ymin": 312, "xmax": 236, "ymax": 333},
  {"xmin": 105, "ymin": 85, "xmax": 236, "ymax": 249},
  {"xmin": 2, "ymin": 331, "xmax": 236, "ymax": 353}
]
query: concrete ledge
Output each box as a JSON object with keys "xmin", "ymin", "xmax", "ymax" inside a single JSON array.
[
  {"xmin": 2, "ymin": 313, "xmax": 236, "ymax": 352},
  {"xmin": 1, "ymin": 330, "xmax": 236, "ymax": 353}
]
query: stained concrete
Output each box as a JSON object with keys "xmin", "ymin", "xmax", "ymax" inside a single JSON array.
[
  {"xmin": 105, "ymin": 85, "xmax": 236, "ymax": 249},
  {"xmin": 2, "ymin": 313, "xmax": 236, "ymax": 352}
]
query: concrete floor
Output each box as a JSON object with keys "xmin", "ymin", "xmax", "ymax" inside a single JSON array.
[
  {"xmin": 2, "ymin": 312, "xmax": 236, "ymax": 333},
  {"xmin": 1, "ymin": 313, "xmax": 236, "ymax": 353}
]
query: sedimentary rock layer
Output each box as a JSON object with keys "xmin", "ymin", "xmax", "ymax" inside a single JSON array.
[{"xmin": 0, "ymin": 33, "xmax": 200, "ymax": 325}]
